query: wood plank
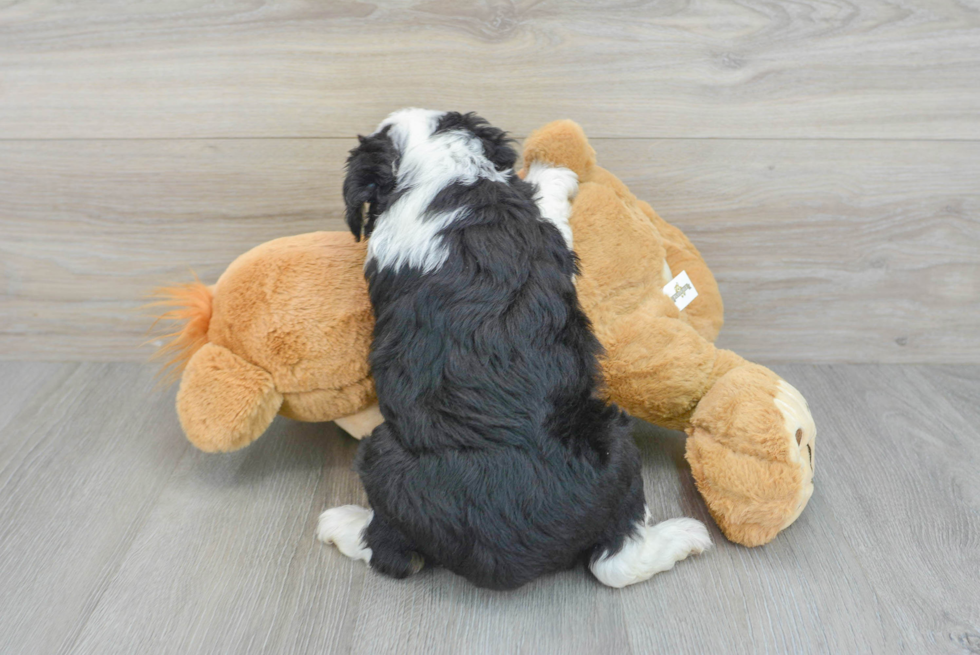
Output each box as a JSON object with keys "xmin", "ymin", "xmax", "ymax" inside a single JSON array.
[
  {"xmin": 346, "ymin": 543, "xmax": 631, "ymax": 655},
  {"xmin": 69, "ymin": 419, "xmax": 369, "ymax": 655},
  {"xmin": 914, "ymin": 365, "xmax": 980, "ymax": 429},
  {"xmin": 1, "ymin": 1, "xmax": 979, "ymax": 139},
  {"xmin": 0, "ymin": 361, "xmax": 65, "ymax": 434},
  {"xmin": 0, "ymin": 137, "xmax": 336, "ymax": 361},
  {"xmin": 0, "ymin": 362, "xmax": 976, "ymax": 653},
  {"xmin": 776, "ymin": 364, "xmax": 980, "ymax": 653},
  {"xmin": 2, "ymin": 138, "xmax": 977, "ymax": 363},
  {"xmin": 68, "ymin": 366, "xmax": 954, "ymax": 654},
  {"xmin": 0, "ymin": 363, "xmax": 189, "ymax": 655},
  {"xmin": 641, "ymin": 139, "xmax": 980, "ymax": 364}
]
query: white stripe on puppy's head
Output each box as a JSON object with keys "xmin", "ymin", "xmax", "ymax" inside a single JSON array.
[
  {"xmin": 376, "ymin": 107, "xmax": 445, "ymax": 154},
  {"xmin": 343, "ymin": 109, "xmax": 516, "ymax": 274}
]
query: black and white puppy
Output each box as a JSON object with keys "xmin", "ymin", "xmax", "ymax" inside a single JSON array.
[{"xmin": 318, "ymin": 108, "xmax": 709, "ymax": 589}]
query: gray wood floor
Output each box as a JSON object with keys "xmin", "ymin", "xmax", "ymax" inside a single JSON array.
[{"xmin": 1, "ymin": 362, "xmax": 977, "ymax": 654}]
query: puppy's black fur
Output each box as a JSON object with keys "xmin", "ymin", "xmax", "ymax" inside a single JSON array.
[
  {"xmin": 344, "ymin": 112, "xmax": 646, "ymax": 590},
  {"xmin": 343, "ymin": 125, "xmax": 401, "ymax": 240}
]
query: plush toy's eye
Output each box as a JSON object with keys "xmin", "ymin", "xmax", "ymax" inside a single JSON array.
[{"xmin": 366, "ymin": 182, "xmax": 377, "ymax": 192}]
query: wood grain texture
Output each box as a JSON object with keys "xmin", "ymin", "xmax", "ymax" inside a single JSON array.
[
  {"xmin": 776, "ymin": 364, "xmax": 980, "ymax": 654},
  {"xmin": 2, "ymin": 138, "xmax": 977, "ymax": 363},
  {"xmin": 915, "ymin": 366, "xmax": 980, "ymax": 428},
  {"xmin": 0, "ymin": 363, "xmax": 189, "ymax": 655},
  {"xmin": 0, "ymin": 361, "xmax": 64, "ymax": 433},
  {"xmin": 1, "ymin": 0, "xmax": 979, "ymax": 139},
  {"xmin": 2, "ymin": 363, "xmax": 978, "ymax": 654},
  {"xmin": 70, "ymin": 420, "xmax": 368, "ymax": 655}
]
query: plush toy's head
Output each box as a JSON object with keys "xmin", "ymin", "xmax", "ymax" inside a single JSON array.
[{"xmin": 153, "ymin": 232, "xmax": 376, "ymax": 452}]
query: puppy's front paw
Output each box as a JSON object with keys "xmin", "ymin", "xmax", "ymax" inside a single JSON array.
[{"xmin": 317, "ymin": 505, "xmax": 373, "ymax": 564}]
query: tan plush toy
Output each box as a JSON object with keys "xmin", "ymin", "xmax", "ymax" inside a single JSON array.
[{"xmin": 153, "ymin": 120, "xmax": 815, "ymax": 547}]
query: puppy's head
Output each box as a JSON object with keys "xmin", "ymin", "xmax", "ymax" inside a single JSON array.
[
  {"xmin": 343, "ymin": 109, "xmax": 517, "ymax": 240},
  {"xmin": 431, "ymin": 110, "xmax": 516, "ymax": 172}
]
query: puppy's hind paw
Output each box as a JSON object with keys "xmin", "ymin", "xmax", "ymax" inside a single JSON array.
[
  {"xmin": 591, "ymin": 516, "xmax": 711, "ymax": 588},
  {"xmin": 653, "ymin": 517, "xmax": 712, "ymax": 561},
  {"xmin": 317, "ymin": 505, "xmax": 373, "ymax": 564}
]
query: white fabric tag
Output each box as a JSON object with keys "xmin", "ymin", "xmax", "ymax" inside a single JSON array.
[{"xmin": 663, "ymin": 270, "xmax": 698, "ymax": 311}]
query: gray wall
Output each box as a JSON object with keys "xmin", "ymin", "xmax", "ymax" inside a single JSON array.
[{"xmin": 1, "ymin": 1, "xmax": 978, "ymax": 363}]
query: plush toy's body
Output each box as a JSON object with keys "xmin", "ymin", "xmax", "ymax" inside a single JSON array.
[{"xmin": 156, "ymin": 121, "xmax": 815, "ymax": 547}]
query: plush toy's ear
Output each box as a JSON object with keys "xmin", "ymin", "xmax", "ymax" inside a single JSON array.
[
  {"xmin": 521, "ymin": 120, "xmax": 596, "ymax": 180},
  {"xmin": 437, "ymin": 111, "xmax": 517, "ymax": 172},
  {"xmin": 343, "ymin": 128, "xmax": 398, "ymax": 241}
]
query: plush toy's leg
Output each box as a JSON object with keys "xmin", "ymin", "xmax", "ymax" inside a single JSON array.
[
  {"xmin": 686, "ymin": 367, "xmax": 815, "ymax": 546},
  {"xmin": 177, "ymin": 343, "xmax": 283, "ymax": 452},
  {"xmin": 598, "ymin": 310, "xmax": 724, "ymax": 430},
  {"xmin": 333, "ymin": 403, "xmax": 384, "ymax": 440},
  {"xmin": 635, "ymin": 198, "xmax": 726, "ymax": 344},
  {"xmin": 599, "ymin": 307, "xmax": 816, "ymax": 547}
]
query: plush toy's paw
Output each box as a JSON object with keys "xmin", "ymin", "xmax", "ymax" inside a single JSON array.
[
  {"xmin": 685, "ymin": 365, "xmax": 816, "ymax": 547},
  {"xmin": 317, "ymin": 505, "xmax": 373, "ymax": 565},
  {"xmin": 774, "ymin": 379, "xmax": 816, "ymax": 528}
]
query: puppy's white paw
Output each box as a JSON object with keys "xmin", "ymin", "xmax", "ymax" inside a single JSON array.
[
  {"xmin": 317, "ymin": 505, "xmax": 373, "ymax": 564},
  {"xmin": 592, "ymin": 514, "xmax": 711, "ymax": 588},
  {"xmin": 651, "ymin": 517, "xmax": 712, "ymax": 561}
]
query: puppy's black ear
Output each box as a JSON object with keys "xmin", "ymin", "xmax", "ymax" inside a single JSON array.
[
  {"xmin": 343, "ymin": 129, "xmax": 398, "ymax": 241},
  {"xmin": 342, "ymin": 136, "xmax": 370, "ymax": 240}
]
